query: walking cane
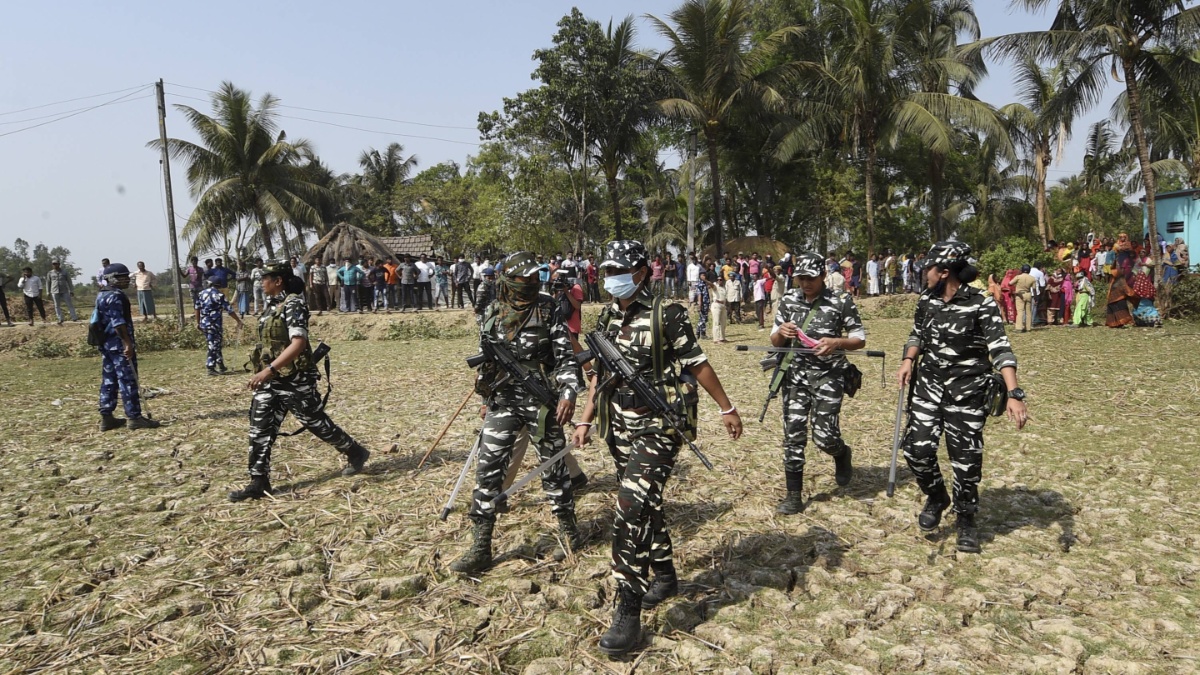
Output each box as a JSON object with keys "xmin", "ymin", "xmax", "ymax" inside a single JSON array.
[{"xmin": 416, "ymin": 387, "xmax": 476, "ymax": 471}]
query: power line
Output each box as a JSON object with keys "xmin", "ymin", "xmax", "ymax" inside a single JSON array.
[
  {"xmin": 0, "ymin": 94, "xmax": 154, "ymax": 126},
  {"xmin": 0, "ymin": 83, "xmax": 152, "ymax": 117},
  {"xmin": 165, "ymin": 82, "xmax": 479, "ymax": 131},
  {"xmin": 275, "ymin": 113, "xmax": 481, "ymax": 147},
  {"xmin": 0, "ymin": 87, "xmax": 154, "ymax": 139}
]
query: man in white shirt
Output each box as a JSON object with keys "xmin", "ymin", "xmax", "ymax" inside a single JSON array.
[
  {"xmin": 47, "ymin": 259, "xmax": 79, "ymax": 324},
  {"xmin": 686, "ymin": 256, "xmax": 701, "ymax": 306},
  {"xmin": 866, "ymin": 255, "xmax": 880, "ymax": 296},
  {"xmin": 415, "ymin": 253, "xmax": 433, "ymax": 310},
  {"xmin": 1029, "ymin": 263, "xmax": 1046, "ymax": 325},
  {"xmin": 17, "ymin": 267, "xmax": 48, "ymax": 325}
]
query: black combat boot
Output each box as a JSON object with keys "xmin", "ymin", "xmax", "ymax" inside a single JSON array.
[
  {"xmin": 641, "ymin": 568, "xmax": 679, "ymax": 610},
  {"xmin": 229, "ymin": 475, "xmax": 272, "ymax": 502},
  {"xmin": 956, "ymin": 512, "xmax": 982, "ymax": 553},
  {"xmin": 217, "ymin": 362, "xmax": 228, "ymax": 374},
  {"xmin": 776, "ymin": 471, "xmax": 805, "ymax": 515},
  {"xmin": 551, "ymin": 511, "xmax": 584, "ymax": 562},
  {"xmin": 342, "ymin": 443, "xmax": 370, "ymax": 476},
  {"xmin": 918, "ymin": 486, "xmax": 951, "ymax": 531},
  {"xmin": 128, "ymin": 416, "xmax": 161, "ymax": 430},
  {"xmin": 450, "ymin": 521, "xmax": 494, "ymax": 575},
  {"xmin": 598, "ymin": 587, "xmax": 643, "ymax": 656},
  {"xmin": 833, "ymin": 446, "xmax": 853, "ymax": 487},
  {"xmin": 570, "ymin": 472, "xmax": 589, "ymax": 493},
  {"xmin": 206, "ymin": 367, "xmax": 219, "ymax": 376},
  {"xmin": 99, "ymin": 414, "xmax": 126, "ymax": 432}
]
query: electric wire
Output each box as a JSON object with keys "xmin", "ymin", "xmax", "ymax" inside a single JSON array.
[
  {"xmin": 0, "ymin": 87, "xmax": 154, "ymax": 139},
  {"xmin": 0, "ymin": 83, "xmax": 152, "ymax": 117}
]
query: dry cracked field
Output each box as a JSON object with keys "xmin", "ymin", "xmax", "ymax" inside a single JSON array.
[{"xmin": 0, "ymin": 303, "xmax": 1198, "ymax": 674}]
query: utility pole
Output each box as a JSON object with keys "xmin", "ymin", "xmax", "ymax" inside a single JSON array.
[
  {"xmin": 687, "ymin": 130, "xmax": 697, "ymax": 256},
  {"xmin": 155, "ymin": 79, "xmax": 186, "ymax": 328}
]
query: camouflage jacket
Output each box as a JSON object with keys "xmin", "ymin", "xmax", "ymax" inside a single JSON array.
[
  {"xmin": 772, "ymin": 287, "xmax": 866, "ymax": 371},
  {"xmin": 906, "ymin": 285, "xmax": 1017, "ymax": 377},
  {"xmin": 598, "ymin": 288, "xmax": 707, "ymax": 387},
  {"xmin": 481, "ymin": 294, "xmax": 581, "ymax": 402},
  {"xmin": 198, "ymin": 287, "xmax": 232, "ymax": 332}
]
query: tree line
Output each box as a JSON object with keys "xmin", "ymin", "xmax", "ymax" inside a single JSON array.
[{"xmin": 162, "ymin": 0, "xmax": 1200, "ymax": 271}]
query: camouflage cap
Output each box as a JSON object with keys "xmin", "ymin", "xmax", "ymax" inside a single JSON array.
[
  {"xmin": 923, "ymin": 241, "xmax": 973, "ymax": 269},
  {"xmin": 261, "ymin": 259, "xmax": 291, "ymax": 277},
  {"xmin": 790, "ymin": 252, "xmax": 825, "ymax": 278},
  {"xmin": 500, "ymin": 251, "xmax": 541, "ymax": 278},
  {"xmin": 599, "ymin": 239, "xmax": 648, "ymax": 270}
]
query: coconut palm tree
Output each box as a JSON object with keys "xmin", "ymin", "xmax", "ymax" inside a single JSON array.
[
  {"xmin": 985, "ymin": 0, "xmax": 1200, "ymax": 272},
  {"xmin": 998, "ymin": 57, "xmax": 1086, "ymax": 245},
  {"xmin": 357, "ymin": 142, "xmax": 418, "ymax": 233},
  {"xmin": 647, "ymin": 0, "xmax": 800, "ymax": 260},
  {"xmin": 151, "ymin": 81, "xmax": 328, "ymax": 260}
]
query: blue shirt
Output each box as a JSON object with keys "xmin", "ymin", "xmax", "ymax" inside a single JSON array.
[
  {"xmin": 206, "ymin": 266, "xmax": 231, "ymax": 288},
  {"xmin": 338, "ymin": 265, "xmax": 362, "ymax": 286},
  {"xmin": 94, "ymin": 288, "xmax": 133, "ymax": 351},
  {"xmin": 198, "ymin": 287, "xmax": 233, "ymax": 332},
  {"xmin": 538, "ymin": 264, "xmax": 550, "ymax": 284}
]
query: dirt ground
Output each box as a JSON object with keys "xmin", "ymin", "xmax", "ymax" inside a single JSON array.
[{"xmin": 0, "ymin": 299, "xmax": 1198, "ymax": 674}]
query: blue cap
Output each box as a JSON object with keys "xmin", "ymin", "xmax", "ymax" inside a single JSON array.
[
  {"xmin": 482, "ymin": 267, "xmax": 495, "ymax": 276},
  {"xmin": 102, "ymin": 263, "xmax": 131, "ymax": 279}
]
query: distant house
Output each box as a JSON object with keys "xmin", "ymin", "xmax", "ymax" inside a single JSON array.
[
  {"xmin": 1143, "ymin": 188, "xmax": 1199, "ymax": 263},
  {"xmin": 378, "ymin": 234, "xmax": 436, "ymax": 260}
]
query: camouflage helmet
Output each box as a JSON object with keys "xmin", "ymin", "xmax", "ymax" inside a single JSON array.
[
  {"xmin": 599, "ymin": 239, "xmax": 648, "ymax": 270},
  {"xmin": 260, "ymin": 259, "xmax": 291, "ymax": 277},
  {"xmin": 501, "ymin": 251, "xmax": 541, "ymax": 278},
  {"xmin": 790, "ymin": 252, "xmax": 825, "ymax": 278},
  {"xmin": 923, "ymin": 241, "xmax": 972, "ymax": 269}
]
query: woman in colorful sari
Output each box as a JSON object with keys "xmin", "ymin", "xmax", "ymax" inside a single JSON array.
[
  {"xmin": 1072, "ymin": 272, "xmax": 1095, "ymax": 327},
  {"xmin": 987, "ymin": 273, "xmax": 1001, "ymax": 301},
  {"xmin": 1131, "ymin": 267, "xmax": 1161, "ymax": 327},
  {"xmin": 1114, "ymin": 233, "xmax": 1135, "ymax": 282},
  {"xmin": 1105, "ymin": 269, "xmax": 1135, "ymax": 328},
  {"xmin": 1046, "ymin": 270, "xmax": 1065, "ymax": 325},
  {"xmin": 999, "ymin": 269, "xmax": 1018, "ymax": 323},
  {"xmin": 1061, "ymin": 268, "xmax": 1075, "ymax": 324}
]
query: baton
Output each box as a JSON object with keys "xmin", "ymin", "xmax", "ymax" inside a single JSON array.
[
  {"xmin": 495, "ymin": 443, "xmax": 574, "ymax": 506},
  {"xmin": 131, "ymin": 356, "xmax": 152, "ymax": 420},
  {"xmin": 440, "ymin": 433, "xmax": 482, "ymax": 521},
  {"xmin": 887, "ymin": 384, "xmax": 904, "ymax": 498}
]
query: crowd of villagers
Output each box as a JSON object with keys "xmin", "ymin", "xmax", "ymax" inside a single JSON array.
[{"xmin": 986, "ymin": 234, "xmax": 1189, "ymax": 330}]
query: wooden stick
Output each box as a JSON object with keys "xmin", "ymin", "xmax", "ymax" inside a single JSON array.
[{"xmin": 416, "ymin": 387, "xmax": 475, "ymax": 471}]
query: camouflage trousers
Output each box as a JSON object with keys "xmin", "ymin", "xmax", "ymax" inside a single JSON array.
[
  {"xmin": 247, "ymin": 372, "xmax": 355, "ymax": 477},
  {"xmin": 609, "ymin": 407, "xmax": 680, "ymax": 597},
  {"xmin": 98, "ymin": 349, "xmax": 141, "ymax": 418},
  {"xmin": 694, "ymin": 282, "xmax": 710, "ymax": 338},
  {"xmin": 781, "ymin": 365, "xmax": 848, "ymax": 474},
  {"xmin": 469, "ymin": 393, "xmax": 573, "ymax": 524},
  {"xmin": 203, "ymin": 328, "xmax": 225, "ymax": 369},
  {"xmin": 902, "ymin": 370, "xmax": 988, "ymax": 515}
]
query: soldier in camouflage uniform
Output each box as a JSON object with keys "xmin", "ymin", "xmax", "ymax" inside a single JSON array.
[
  {"xmin": 572, "ymin": 240, "xmax": 743, "ymax": 656},
  {"xmin": 450, "ymin": 252, "xmax": 583, "ymax": 575},
  {"xmin": 771, "ymin": 252, "xmax": 867, "ymax": 514},
  {"xmin": 230, "ymin": 260, "xmax": 369, "ymax": 502},
  {"xmin": 897, "ymin": 242, "xmax": 1028, "ymax": 553},
  {"xmin": 197, "ymin": 279, "xmax": 243, "ymax": 375},
  {"xmin": 95, "ymin": 263, "xmax": 161, "ymax": 431}
]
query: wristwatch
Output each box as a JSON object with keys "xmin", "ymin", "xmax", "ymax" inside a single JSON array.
[{"xmin": 1007, "ymin": 388, "xmax": 1025, "ymax": 401}]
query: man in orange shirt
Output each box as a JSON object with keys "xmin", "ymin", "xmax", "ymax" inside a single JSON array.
[{"xmin": 383, "ymin": 256, "xmax": 400, "ymax": 310}]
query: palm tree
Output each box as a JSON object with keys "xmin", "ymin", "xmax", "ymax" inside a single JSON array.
[
  {"xmin": 647, "ymin": 0, "xmax": 799, "ymax": 260},
  {"xmin": 1081, "ymin": 121, "xmax": 1133, "ymax": 194},
  {"xmin": 998, "ymin": 57, "xmax": 1086, "ymax": 245},
  {"xmin": 151, "ymin": 81, "xmax": 327, "ymax": 260},
  {"xmin": 778, "ymin": 0, "xmax": 1008, "ymax": 253},
  {"xmin": 1115, "ymin": 47, "xmax": 1200, "ymax": 189},
  {"xmin": 358, "ymin": 142, "xmax": 418, "ymax": 233},
  {"xmin": 986, "ymin": 0, "xmax": 1200, "ymax": 272}
]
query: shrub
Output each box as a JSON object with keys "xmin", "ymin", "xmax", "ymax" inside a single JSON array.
[
  {"xmin": 1165, "ymin": 274, "xmax": 1200, "ymax": 320},
  {"xmin": 976, "ymin": 237, "xmax": 1058, "ymax": 281},
  {"xmin": 345, "ymin": 326, "xmax": 367, "ymax": 341},
  {"xmin": 384, "ymin": 318, "xmax": 474, "ymax": 341},
  {"xmin": 21, "ymin": 337, "xmax": 73, "ymax": 359}
]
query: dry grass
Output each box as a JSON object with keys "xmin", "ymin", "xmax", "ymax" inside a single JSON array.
[{"xmin": 0, "ymin": 303, "xmax": 1198, "ymax": 674}]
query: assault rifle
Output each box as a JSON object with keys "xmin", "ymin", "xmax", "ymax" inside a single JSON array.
[
  {"xmin": 576, "ymin": 330, "xmax": 714, "ymax": 471},
  {"xmin": 466, "ymin": 339, "xmax": 557, "ymax": 409},
  {"xmin": 735, "ymin": 344, "xmax": 885, "ymax": 422}
]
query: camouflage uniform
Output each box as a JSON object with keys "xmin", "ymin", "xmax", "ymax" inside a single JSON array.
[
  {"xmin": 694, "ymin": 279, "xmax": 710, "ymax": 339},
  {"xmin": 95, "ymin": 287, "xmax": 142, "ymax": 419},
  {"xmin": 197, "ymin": 286, "xmax": 233, "ymax": 370},
  {"xmin": 595, "ymin": 273, "xmax": 707, "ymax": 598},
  {"xmin": 903, "ymin": 245, "xmax": 1016, "ymax": 518},
  {"xmin": 774, "ymin": 289, "xmax": 865, "ymax": 470},
  {"xmin": 469, "ymin": 295, "xmax": 581, "ymax": 523},
  {"xmin": 245, "ymin": 292, "xmax": 360, "ymax": 480}
]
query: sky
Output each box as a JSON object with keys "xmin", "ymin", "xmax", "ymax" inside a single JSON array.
[{"xmin": 0, "ymin": 1, "xmax": 1117, "ymax": 273}]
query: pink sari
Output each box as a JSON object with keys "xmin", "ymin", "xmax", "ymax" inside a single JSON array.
[
  {"xmin": 1062, "ymin": 274, "xmax": 1075, "ymax": 319},
  {"xmin": 999, "ymin": 269, "xmax": 1018, "ymax": 323}
]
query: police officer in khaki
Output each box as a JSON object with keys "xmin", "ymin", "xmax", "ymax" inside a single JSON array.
[{"xmin": 230, "ymin": 260, "xmax": 369, "ymax": 502}]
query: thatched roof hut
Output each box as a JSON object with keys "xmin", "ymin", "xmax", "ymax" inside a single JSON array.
[
  {"xmin": 700, "ymin": 236, "xmax": 789, "ymax": 261},
  {"xmin": 303, "ymin": 223, "xmax": 396, "ymax": 263}
]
